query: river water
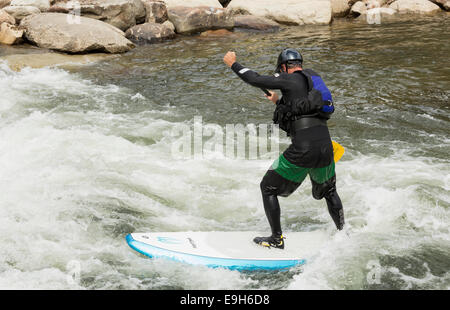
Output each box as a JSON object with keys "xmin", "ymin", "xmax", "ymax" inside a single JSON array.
[{"xmin": 0, "ymin": 16, "xmax": 449, "ymax": 289}]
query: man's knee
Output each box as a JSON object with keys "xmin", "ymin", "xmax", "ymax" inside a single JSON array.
[
  {"xmin": 260, "ymin": 173, "xmax": 279, "ymax": 196},
  {"xmin": 261, "ymin": 170, "xmax": 300, "ymax": 197},
  {"xmin": 311, "ymin": 175, "xmax": 336, "ymax": 200}
]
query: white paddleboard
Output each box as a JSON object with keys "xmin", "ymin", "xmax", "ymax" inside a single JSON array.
[{"xmin": 126, "ymin": 231, "xmax": 328, "ymax": 270}]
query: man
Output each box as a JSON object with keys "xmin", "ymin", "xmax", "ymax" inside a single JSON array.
[{"xmin": 223, "ymin": 48, "xmax": 344, "ymax": 249}]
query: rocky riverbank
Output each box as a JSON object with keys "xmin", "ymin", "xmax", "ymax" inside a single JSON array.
[{"xmin": 0, "ymin": 0, "xmax": 448, "ymax": 54}]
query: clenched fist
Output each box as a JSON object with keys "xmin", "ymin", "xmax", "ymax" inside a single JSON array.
[{"xmin": 223, "ymin": 51, "xmax": 236, "ymax": 67}]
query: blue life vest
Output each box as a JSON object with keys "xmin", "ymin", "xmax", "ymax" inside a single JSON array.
[{"xmin": 293, "ymin": 69, "xmax": 335, "ymax": 119}]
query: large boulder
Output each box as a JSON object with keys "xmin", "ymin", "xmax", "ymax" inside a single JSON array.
[
  {"xmin": 167, "ymin": 6, "xmax": 233, "ymax": 34},
  {"xmin": 331, "ymin": 0, "xmax": 351, "ymax": 17},
  {"xmin": 2, "ymin": 5, "xmax": 39, "ymax": 21},
  {"xmin": 389, "ymin": 0, "xmax": 441, "ymax": 13},
  {"xmin": 52, "ymin": 0, "xmax": 146, "ymax": 31},
  {"xmin": 0, "ymin": 21, "xmax": 22, "ymax": 44},
  {"xmin": 20, "ymin": 13, "xmax": 135, "ymax": 53},
  {"xmin": 162, "ymin": 0, "xmax": 222, "ymax": 9},
  {"xmin": 234, "ymin": 15, "xmax": 280, "ymax": 32},
  {"xmin": 0, "ymin": 8, "xmax": 15, "ymax": 24},
  {"xmin": 228, "ymin": 0, "xmax": 332, "ymax": 25},
  {"xmin": 125, "ymin": 22, "xmax": 175, "ymax": 44},
  {"xmin": 10, "ymin": 0, "xmax": 49, "ymax": 11},
  {"xmin": 142, "ymin": 0, "xmax": 168, "ymax": 23}
]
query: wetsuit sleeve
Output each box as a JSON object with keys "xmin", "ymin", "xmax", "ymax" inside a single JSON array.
[{"xmin": 231, "ymin": 62, "xmax": 287, "ymax": 90}]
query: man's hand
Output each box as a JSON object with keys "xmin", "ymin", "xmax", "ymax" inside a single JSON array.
[
  {"xmin": 265, "ymin": 91, "xmax": 278, "ymax": 104},
  {"xmin": 223, "ymin": 51, "xmax": 236, "ymax": 68}
]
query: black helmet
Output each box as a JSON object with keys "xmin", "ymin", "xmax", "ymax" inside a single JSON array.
[{"xmin": 275, "ymin": 48, "xmax": 303, "ymax": 73}]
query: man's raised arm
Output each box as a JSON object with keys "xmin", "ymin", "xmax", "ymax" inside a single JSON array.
[{"xmin": 223, "ymin": 51, "xmax": 286, "ymax": 91}]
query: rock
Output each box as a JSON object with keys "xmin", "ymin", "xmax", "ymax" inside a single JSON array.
[
  {"xmin": 47, "ymin": 5, "xmax": 69, "ymax": 13},
  {"xmin": 162, "ymin": 0, "xmax": 222, "ymax": 9},
  {"xmin": 54, "ymin": 0, "xmax": 146, "ymax": 31},
  {"xmin": 228, "ymin": 0, "xmax": 332, "ymax": 25},
  {"xmin": 369, "ymin": 7, "xmax": 397, "ymax": 15},
  {"xmin": 331, "ymin": 0, "xmax": 351, "ymax": 17},
  {"xmin": 350, "ymin": 1, "xmax": 367, "ymax": 16},
  {"xmin": 167, "ymin": 6, "xmax": 234, "ymax": 34},
  {"xmin": 430, "ymin": 0, "xmax": 450, "ymax": 10},
  {"xmin": 125, "ymin": 22, "xmax": 175, "ymax": 44},
  {"xmin": 364, "ymin": 0, "xmax": 388, "ymax": 8},
  {"xmin": 133, "ymin": 0, "xmax": 146, "ymax": 24},
  {"xmin": 10, "ymin": 0, "xmax": 50, "ymax": 12},
  {"xmin": 389, "ymin": 0, "xmax": 441, "ymax": 14},
  {"xmin": 0, "ymin": 0, "xmax": 11, "ymax": 10},
  {"xmin": 20, "ymin": 13, "xmax": 134, "ymax": 53},
  {"xmin": 234, "ymin": 15, "xmax": 279, "ymax": 32},
  {"xmin": 364, "ymin": 0, "xmax": 377, "ymax": 8},
  {"xmin": 162, "ymin": 19, "xmax": 174, "ymax": 31},
  {"xmin": 0, "ymin": 8, "xmax": 15, "ymax": 24},
  {"xmin": 142, "ymin": 0, "xmax": 168, "ymax": 23},
  {"xmin": 3, "ymin": 5, "xmax": 40, "ymax": 22},
  {"xmin": 0, "ymin": 21, "xmax": 23, "ymax": 44}
]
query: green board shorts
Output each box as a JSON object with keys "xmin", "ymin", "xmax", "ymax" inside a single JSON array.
[{"xmin": 272, "ymin": 153, "xmax": 335, "ymax": 185}]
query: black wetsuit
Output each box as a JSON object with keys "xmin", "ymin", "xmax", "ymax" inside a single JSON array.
[{"xmin": 231, "ymin": 62, "xmax": 344, "ymax": 235}]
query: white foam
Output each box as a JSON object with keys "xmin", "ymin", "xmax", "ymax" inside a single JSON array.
[{"xmin": 287, "ymin": 153, "xmax": 450, "ymax": 290}]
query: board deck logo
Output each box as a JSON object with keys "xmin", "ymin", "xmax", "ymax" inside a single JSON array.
[
  {"xmin": 187, "ymin": 238, "xmax": 197, "ymax": 248},
  {"xmin": 157, "ymin": 236, "xmax": 183, "ymax": 245}
]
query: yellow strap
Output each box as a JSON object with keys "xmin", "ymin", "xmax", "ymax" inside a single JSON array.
[{"xmin": 332, "ymin": 141, "xmax": 345, "ymax": 163}]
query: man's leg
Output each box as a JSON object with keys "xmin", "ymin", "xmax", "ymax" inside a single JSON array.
[
  {"xmin": 309, "ymin": 162, "xmax": 345, "ymax": 230},
  {"xmin": 255, "ymin": 154, "xmax": 309, "ymax": 248},
  {"xmin": 260, "ymin": 169, "xmax": 301, "ymax": 237}
]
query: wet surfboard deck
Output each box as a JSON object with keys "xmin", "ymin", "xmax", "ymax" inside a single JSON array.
[{"xmin": 126, "ymin": 231, "xmax": 328, "ymax": 271}]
